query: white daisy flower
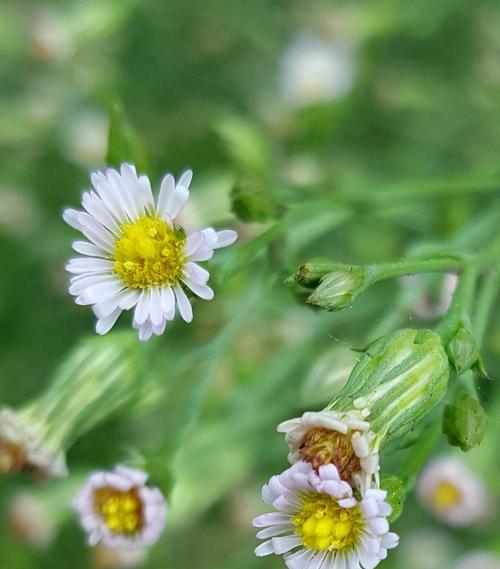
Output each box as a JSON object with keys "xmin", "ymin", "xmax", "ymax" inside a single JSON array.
[
  {"xmin": 277, "ymin": 410, "xmax": 379, "ymax": 491},
  {"xmin": 253, "ymin": 461, "xmax": 399, "ymax": 569},
  {"xmin": 416, "ymin": 457, "xmax": 490, "ymax": 526},
  {"xmin": 64, "ymin": 163, "xmax": 238, "ymax": 341},
  {"xmin": 456, "ymin": 552, "xmax": 500, "ymax": 569},
  {"xmin": 74, "ymin": 465, "xmax": 167, "ymax": 549},
  {"xmin": 0, "ymin": 409, "xmax": 67, "ymax": 479}
]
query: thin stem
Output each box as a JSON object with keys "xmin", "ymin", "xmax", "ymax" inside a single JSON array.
[
  {"xmin": 368, "ymin": 256, "xmax": 462, "ymax": 283},
  {"xmin": 435, "ymin": 264, "xmax": 479, "ymax": 343}
]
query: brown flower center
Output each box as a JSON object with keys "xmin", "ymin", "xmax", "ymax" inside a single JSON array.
[{"xmin": 299, "ymin": 427, "xmax": 361, "ymax": 479}]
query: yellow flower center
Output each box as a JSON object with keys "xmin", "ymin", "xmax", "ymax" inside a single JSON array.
[
  {"xmin": 299, "ymin": 427, "xmax": 361, "ymax": 479},
  {"xmin": 94, "ymin": 486, "xmax": 144, "ymax": 534},
  {"xmin": 430, "ymin": 481, "xmax": 461, "ymax": 511},
  {"xmin": 293, "ymin": 493, "xmax": 363, "ymax": 552},
  {"xmin": 113, "ymin": 215, "xmax": 186, "ymax": 289}
]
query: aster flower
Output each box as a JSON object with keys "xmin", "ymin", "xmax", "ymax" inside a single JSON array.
[
  {"xmin": 253, "ymin": 461, "xmax": 398, "ymax": 569},
  {"xmin": 74, "ymin": 465, "xmax": 167, "ymax": 549},
  {"xmin": 64, "ymin": 163, "xmax": 237, "ymax": 341},
  {"xmin": 278, "ymin": 410, "xmax": 379, "ymax": 491},
  {"xmin": 416, "ymin": 457, "xmax": 490, "ymax": 526}
]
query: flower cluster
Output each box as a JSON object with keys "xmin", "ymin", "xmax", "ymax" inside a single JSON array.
[{"xmin": 254, "ymin": 408, "xmax": 398, "ymax": 569}]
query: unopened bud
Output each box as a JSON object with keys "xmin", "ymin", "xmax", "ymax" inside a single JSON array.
[
  {"xmin": 442, "ymin": 389, "xmax": 485, "ymax": 452},
  {"xmin": 446, "ymin": 326, "xmax": 480, "ymax": 375},
  {"xmin": 332, "ymin": 329, "xmax": 450, "ymax": 447},
  {"xmin": 307, "ymin": 265, "xmax": 370, "ymax": 311}
]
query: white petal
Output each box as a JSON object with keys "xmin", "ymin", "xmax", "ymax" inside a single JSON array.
[
  {"xmin": 160, "ymin": 286, "xmax": 175, "ymax": 320},
  {"xmin": 66, "ymin": 258, "xmax": 114, "ymax": 275},
  {"xmin": 69, "ymin": 275, "xmax": 116, "ymax": 296},
  {"xmin": 118, "ymin": 289, "xmax": 141, "ymax": 310},
  {"xmin": 253, "ymin": 512, "xmax": 292, "ymax": 527},
  {"xmin": 63, "ymin": 208, "xmax": 83, "ymax": 230},
  {"xmin": 82, "ymin": 192, "xmax": 121, "ymax": 234},
  {"xmin": 183, "ymin": 261, "xmax": 210, "ymax": 285},
  {"xmin": 272, "ymin": 535, "xmax": 302, "ymax": 555},
  {"xmin": 72, "ymin": 241, "xmax": 107, "ymax": 258},
  {"xmin": 174, "ymin": 285, "xmax": 193, "ymax": 323},
  {"xmin": 213, "ymin": 229, "xmax": 238, "ymax": 249},
  {"xmin": 255, "ymin": 541, "xmax": 274, "ymax": 557},
  {"xmin": 183, "ymin": 279, "xmax": 214, "ymax": 301},
  {"xmin": 80, "ymin": 280, "xmax": 125, "ymax": 305},
  {"xmin": 134, "ymin": 290, "xmax": 151, "ymax": 326},
  {"xmin": 183, "ymin": 232, "xmax": 203, "ymax": 257},
  {"xmin": 96, "ymin": 309, "xmax": 122, "ymax": 335},
  {"xmin": 284, "ymin": 548, "xmax": 315, "ymax": 569},
  {"xmin": 149, "ymin": 287, "xmax": 163, "ymax": 327},
  {"xmin": 156, "ymin": 173, "xmax": 175, "ymax": 217},
  {"xmin": 257, "ymin": 524, "xmax": 294, "ymax": 539},
  {"xmin": 138, "ymin": 320, "xmax": 154, "ymax": 342}
]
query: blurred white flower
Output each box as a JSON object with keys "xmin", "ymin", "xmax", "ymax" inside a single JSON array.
[
  {"xmin": 400, "ymin": 273, "xmax": 458, "ymax": 319},
  {"xmin": 417, "ymin": 457, "xmax": 490, "ymax": 525},
  {"xmin": 0, "ymin": 188, "xmax": 38, "ymax": 238},
  {"xmin": 64, "ymin": 164, "xmax": 238, "ymax": 341},
  {"xmin": 62, "ymin": 111, "xmax": 108, "ymax": 168},
  {"xmin": 74, "ymin": 465, "xmax": 167, "ymax": 549},
  {"xmin": 253, "ymin": 461, "xmax": 398, "ymax": 569},
  {"xmin": 8, "ymin": 491, "xmax": 56, "ymax": 549},
  {"xmin": 0, "ymin": 408, "xmax": 67, "ymax": 479},
  {"xmin": 29, "ymin": 7, "xmax": 73, "ymax": 62},
  {"xmin": 280, "ymin": 37, "xmax": 356, "ymax": 107},
  {"xmin": 278, "ymin": 410, "xmax": 379, "ymax": 492},
  {"xmin": 92, "ymin": 545, "xmax": 147, "ymax": 568},
  {"xmin": 456, "ymin": 552, "xmax": 500, "ymax": 569}
]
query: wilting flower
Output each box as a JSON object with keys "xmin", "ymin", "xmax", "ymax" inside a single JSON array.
[
  {"xmin": 74, "ymin": 465, "xmax": 167, "ymax": 549},
  {"xmin": 280, "ymin": 37, "xmax": 356, "ymax": 107},
  {"xmin": 277, "ymin": 410, "xmax": 378, "ymax": 491},
  {"xmin": 416, "ymin": 457, "xmax": 490, "ymax": 526},
  {"xmin": 64, "ymin": 163, "xmax": 237, "ymax": 341},
  {"xmin": 0, "ymin": 333, "xmax": 142, "ymax": 480},
  {"xmin": 253, "ymin": 461, "xmax": 398, "ymax": 569},
  {"xmin": 456, "ymin": 552, "xmax": 500, "ymax": 569}
]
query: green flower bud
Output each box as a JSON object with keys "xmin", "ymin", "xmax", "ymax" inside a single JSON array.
[
  {"xmin": 307, "ymin": 265, "xmax": 370, "ymax": 311},
  {"xmin": 331, "ymin": 329, "xmax": 450, "ymax": 447},
  {"xmin": 0, "ymin": 332, "xmax": 146, "ymax": 479},
  {"xmin": 446, "ymin": 326, "xmax": 480, "ymax": 375},
  {"xmin": 442, "ymin": 388, "xmax": 485, "ymax": 452},
  {"xmin": 231, "ymin": 176, "xmax": 279, "ymax": 223}
]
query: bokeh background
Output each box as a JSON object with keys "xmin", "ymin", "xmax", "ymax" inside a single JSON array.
[{"xmin": 1, "ymin": 0, "xmax": 500, "ymax": 567}]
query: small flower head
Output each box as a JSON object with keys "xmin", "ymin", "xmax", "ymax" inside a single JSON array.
[
  {"xmin": 442, "ymin": 390, "xmax": 485, "ymax": 452},
  {"xmin": 0, "ymin": 409, "xmax": 67, "ymax": 479},
  {"xmin": 417, "ymin": 457, "xmax": 490, "ymax": 526},
  {"xmin": 64, "ymin": 164, "xmax": 237, "ymax": 341},
  {"xmin": 74, "ymin": 465, "xmax": 167, "ymax": 549},
  {"xmin": 278, "ymin": 411, "xmax": 379, "ymax": 491},
  {"xmin": 307, "ymin": 266, "xmax": 369, "ymax": 312},
  {"xmin": 253, "ymin": 461, "xmax": 398, "ymax": 569}
]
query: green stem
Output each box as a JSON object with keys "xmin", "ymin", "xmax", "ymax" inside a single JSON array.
[
  {"xmin": 435, "ymin": 264, "xmax": 478, "ymax": 343},
  {"xmin": 367, "ymin": 256, "xmax": 462, "ymax": 282}
]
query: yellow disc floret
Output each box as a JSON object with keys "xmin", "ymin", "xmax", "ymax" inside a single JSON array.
[
  {"xmin": 431, "ymin": 481, "xmax": 461, "ymax": 511},
  {"xmin": 299, "ymin": 427, "xmax": 361, "ymax": 480},
  {"xmin": 293, "ymin": 493, "xmax": 363, "ymax": 552},
  {"xmin": 94, "ymin": 486, "xmax": 143, "ymax": 534},
  {"xmin": 113, "ymin": 215, "xmax": 186, "ymax": 289}
]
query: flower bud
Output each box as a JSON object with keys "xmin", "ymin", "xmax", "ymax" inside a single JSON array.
[
  {"xmin": 307, "ymin": 265, "xmax": 370, "ymax": 311},
  {"xmin": 446, "ymin": 326, "xmax": 480, "ymax": 375},
  {"xmin": 442, "ymin": 389, "xmax": 485, "ymax": 452},
  {"xmin": 380, "ymin": 474, "xmax": 407, "ymax": 522},
  {"xmin": 0, "ymin": 332, "xmax": 144, "ymax": 480},
  {"xmin": 331, "ymin": 329, "xmax": 450, "ymax": 447}
]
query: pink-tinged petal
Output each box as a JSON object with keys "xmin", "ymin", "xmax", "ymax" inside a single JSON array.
[
  {"xmin": 160, "ymin": 286, "xmax": 175, "ymax": 320},
  {"xmin": 80, "ymin": 280, "xmax": 125, "ymax": 305},
  {"xmin": 138, "ymin": 320, "xmax": 154, "ymax": 342},
  {"xmin": 133, "ymin": 290, "xmax": 150, "ymax": 326},
  {"xmin": 183, "ymin": 261, "xmax": 209, "ymax": 285},
  {"xmin": 255, "ymin": 541, "xmax": 274, "ymax": 557},
  {"xmin": 183, "ymin": 279, "xmax": 214, "ymax": 301}
]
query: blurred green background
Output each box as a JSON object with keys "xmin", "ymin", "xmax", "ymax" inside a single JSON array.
[{"xmin": 1, "ymin": 0, "xmax": 500, "ymax": 567}]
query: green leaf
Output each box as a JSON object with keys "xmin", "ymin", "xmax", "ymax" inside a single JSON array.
[{"xmin": 106, "ymin": 103, "xmax": 149, "ymax": 172}]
